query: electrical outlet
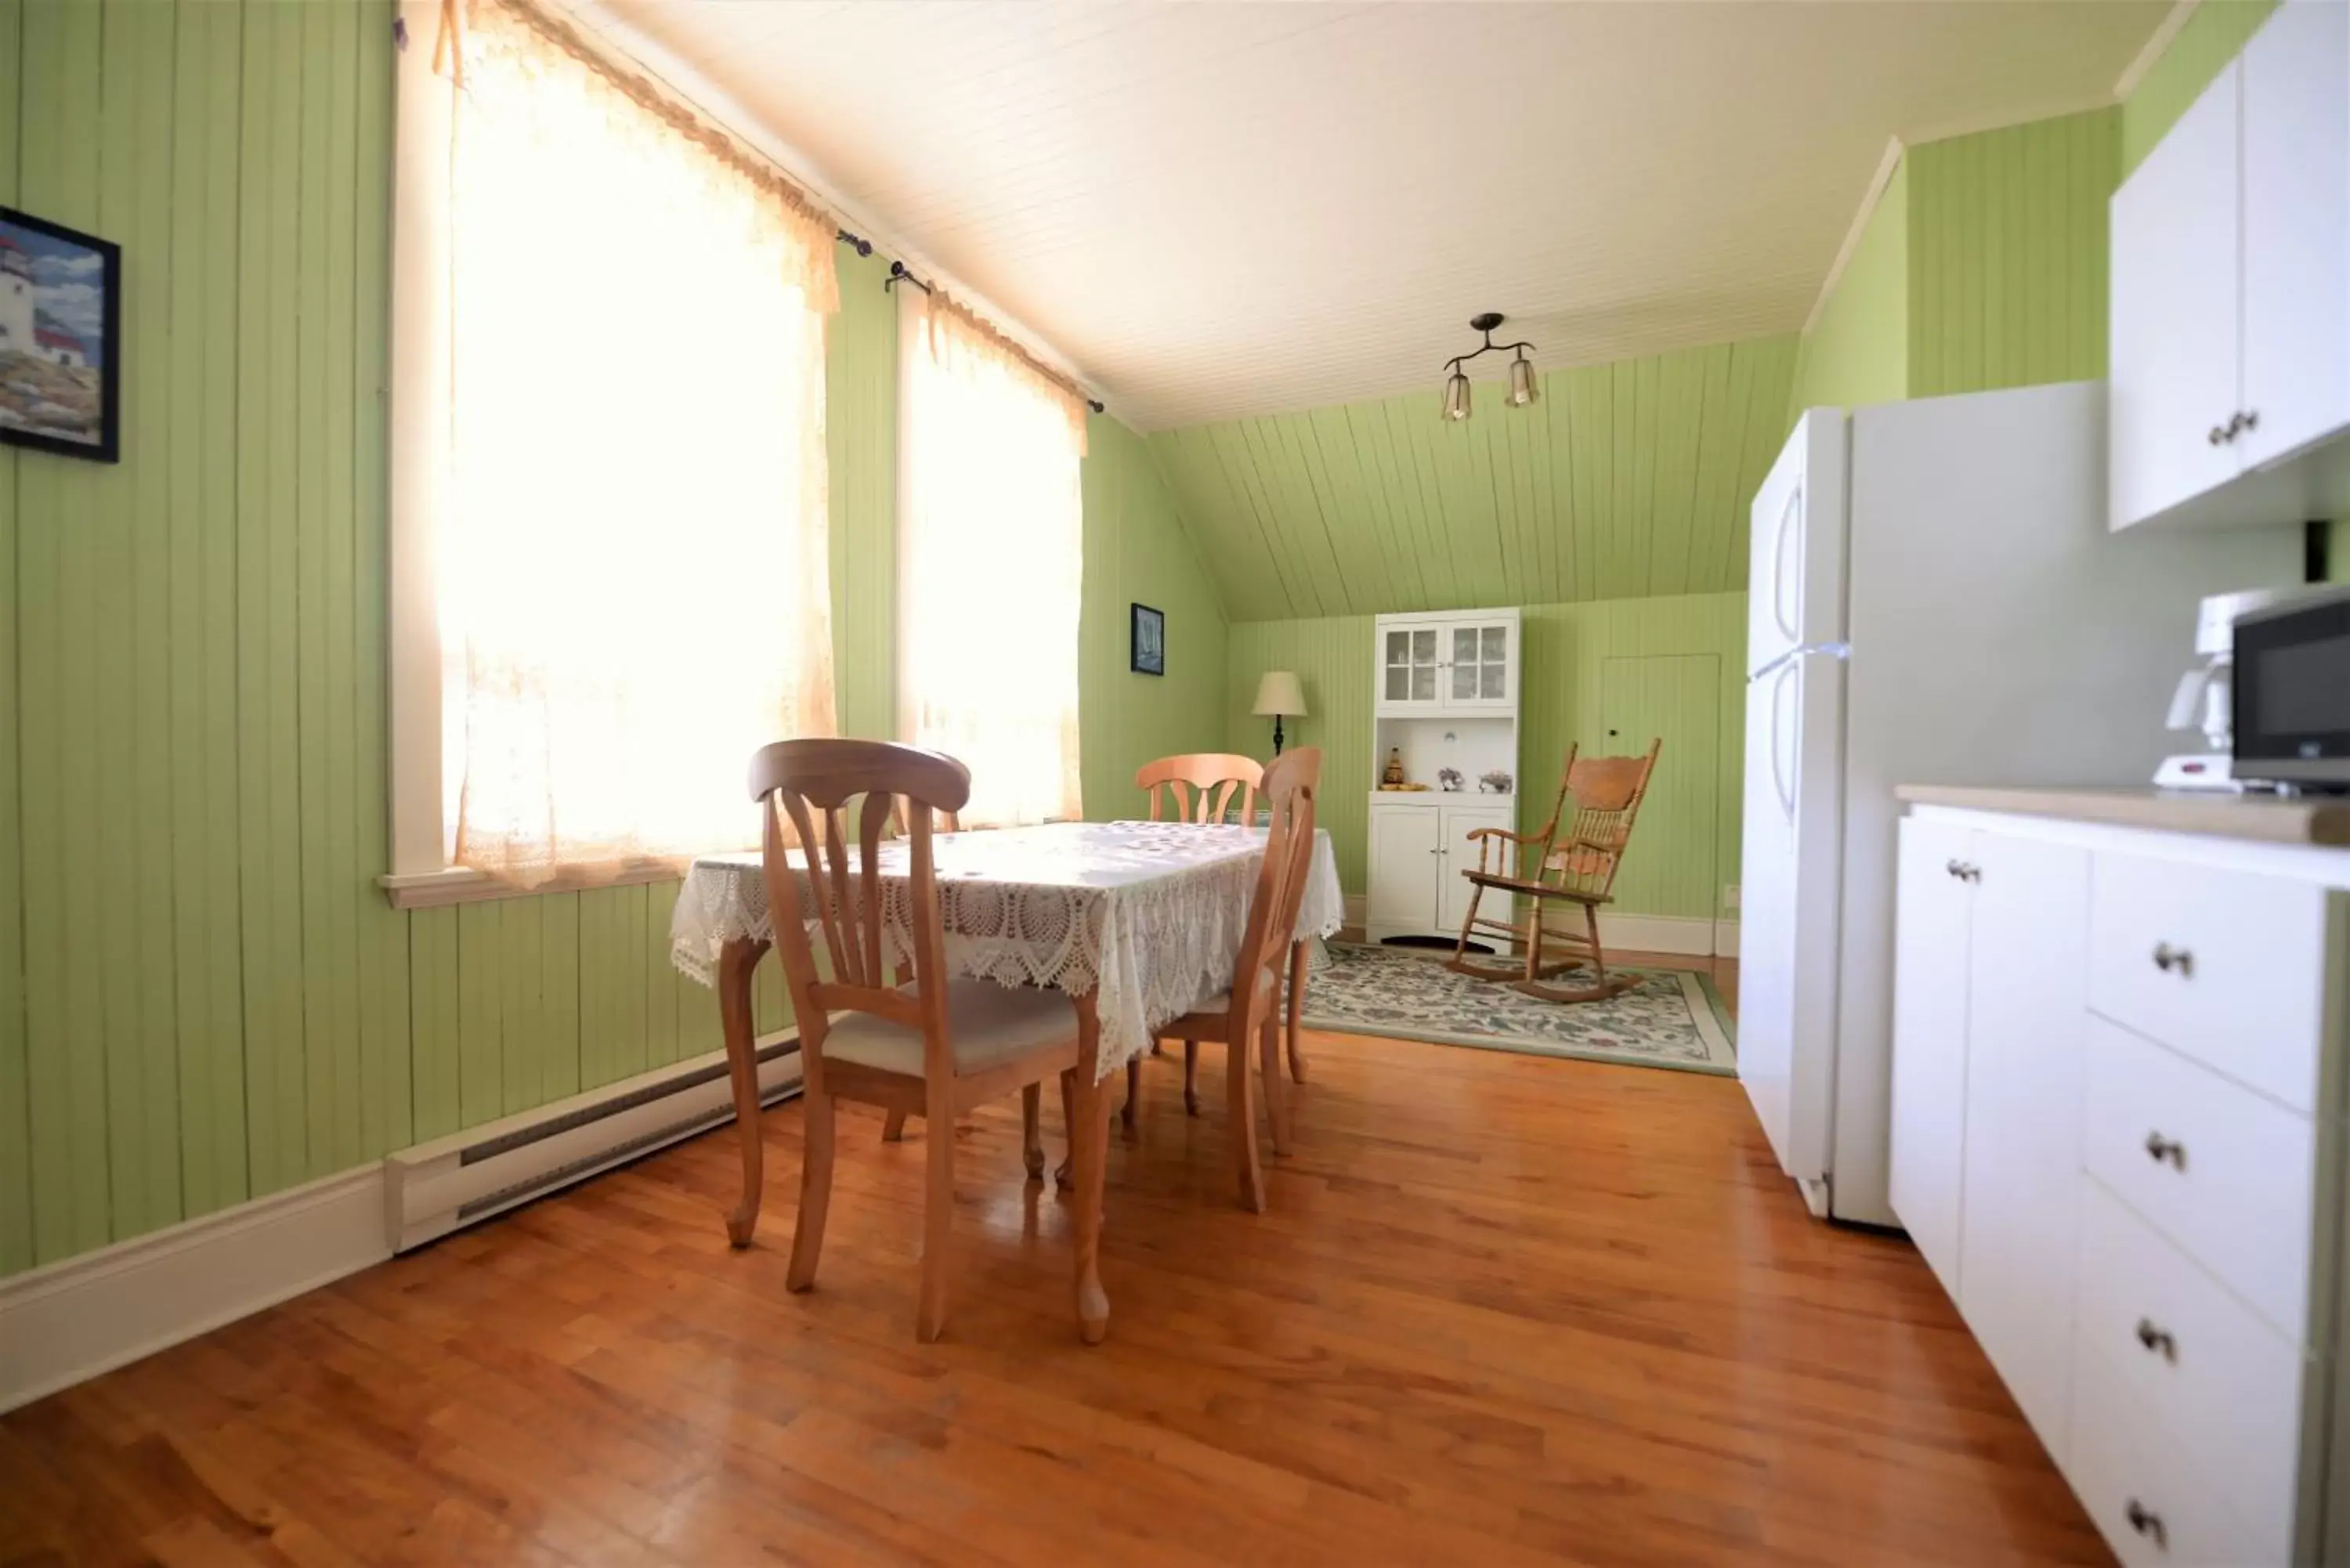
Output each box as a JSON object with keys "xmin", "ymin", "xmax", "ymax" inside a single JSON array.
[{"xmin": 1724, "ymin": 883, "xmax": 1740, "ymax": 910}]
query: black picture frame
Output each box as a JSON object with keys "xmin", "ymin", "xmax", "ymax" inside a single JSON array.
[
  {"xmin": 1130, "ymin": 602, "xmax": 1165, "ymax": 677},
  {"xmin": 0, "ymin": 205, "xmax": 121, "ymax": 464}
]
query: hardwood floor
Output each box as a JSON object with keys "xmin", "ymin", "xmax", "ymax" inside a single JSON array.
[{"xmin": 0, "ymin": 1009, "xmax": 2106, "ymax": 1567}]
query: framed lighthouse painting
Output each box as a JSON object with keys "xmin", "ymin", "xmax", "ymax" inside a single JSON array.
[{"xmin": 0, "ymin": 207, "xmax": 120, "ymax": 463}]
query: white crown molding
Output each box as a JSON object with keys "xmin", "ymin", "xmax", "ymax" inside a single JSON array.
[
  {"xmin": 0, "ymin": 1168, "xmax": 391, "ymax": 1414},
  {"xmin": 556, "ymin": 0, "xmax": 1104, "ymax": 411},
  {"xmin": 2115, "ymin": 0, "xmax": 2202, "ymax": 102}
]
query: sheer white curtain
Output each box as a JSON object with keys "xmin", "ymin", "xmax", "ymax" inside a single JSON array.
[
  {"xmin": 436, "ymin": 0, "xmax": 838, "ymax": 884},
  {"xmin": 896, "ymin": 290, "xmax": 1088, "ymax": 828}
]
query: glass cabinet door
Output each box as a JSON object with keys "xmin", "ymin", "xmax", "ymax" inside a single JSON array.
[
  {"xmin": 1478, "ymin": 624, "xmax": 1509, "ymax": 699},
  {"xmin": 1383, "ymin": 626, "xmax": 1444, "ymax": 706},
  {"xmin": 1450, "ymin": 628, "xmax": 1480, "ymax": 702}
]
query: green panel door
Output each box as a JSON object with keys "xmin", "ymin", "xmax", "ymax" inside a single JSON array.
[{"xmin": 1596, "ymin": 654, "xmax": 1720, "ymax": 920}]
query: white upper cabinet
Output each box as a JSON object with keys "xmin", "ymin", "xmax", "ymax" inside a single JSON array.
[
  {"xmin": 2110, "ymin": 64, "xmax": 2243, "ymax": 529},
  {"xmin": 1376, "ymin": 613, "xmax": 1516, "ymax": 716},
  {"xmin": 2110, "ymin": 0, "xmax": 2350, "ymax": 530},
  {"xmin": 2239, "ymin": 0, "xmax": 2350, "ymax": 470}
]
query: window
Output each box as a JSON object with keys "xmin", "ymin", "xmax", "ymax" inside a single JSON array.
[
  {"xmin": 895, "ymin": 289, "xmax": 1088, "ymax": 828},
  {"xmin": 387, "ymin": 0, "xmax": 838, "ymax": 898}
]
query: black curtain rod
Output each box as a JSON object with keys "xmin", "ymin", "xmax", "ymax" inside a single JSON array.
[{"xmin": 837, "ymin": 234, "xmax": 1102, "ymax": 414}]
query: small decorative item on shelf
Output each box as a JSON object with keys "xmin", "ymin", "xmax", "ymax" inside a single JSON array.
[
  {"xmin": 1437, "ymin": 767, "xmax": 1463, "ymax": 792},
  {"xmin": 1479, "ymin": 768, "xmax": 1513, "ymax": 794},
  {"xmin": 1380, "ymin": 747, "xmax": 1407, "ymax": 788}
]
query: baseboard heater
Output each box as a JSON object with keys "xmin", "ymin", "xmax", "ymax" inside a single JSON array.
[{"xmin": 385, "ymin": 1033, "xmax": 804, "ymax": 1252}]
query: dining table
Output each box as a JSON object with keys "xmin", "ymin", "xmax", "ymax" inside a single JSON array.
[{"xmin": 669, "ymin": 818, "xmax": 1345, "ymax": 1341}]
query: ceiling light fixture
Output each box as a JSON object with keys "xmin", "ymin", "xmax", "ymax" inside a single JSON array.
[{"xmin": 1440, "ymin": 312, "xmax": 1538, "ymax": 422}]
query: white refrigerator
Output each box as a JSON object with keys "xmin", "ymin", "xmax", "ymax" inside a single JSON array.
[{"xmin": 1735, "ymin": 381, "xmax": 2300, "ymax": 1226}]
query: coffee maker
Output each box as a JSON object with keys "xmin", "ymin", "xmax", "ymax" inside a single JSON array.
[{"xmin": 2156, "ymin": 587, "xmax": 2301, "ymax": 789}]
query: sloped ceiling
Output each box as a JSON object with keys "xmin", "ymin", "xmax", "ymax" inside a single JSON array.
[
  {"xmin": 1150, "ymin": 336, "xmax": 1799, "ymax": 622},
  {"xmin": 584, "ymin": 1, "xmax": 2167, "ymax": 431}
]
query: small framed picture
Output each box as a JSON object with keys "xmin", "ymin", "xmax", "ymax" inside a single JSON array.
[
  {"xmin": 1130, "ymin": 602, "xmax": 1165, "ymax": 677},
  {"xmin": 0, "ymin": 207, "xmax": 120, "ymax": 463}
]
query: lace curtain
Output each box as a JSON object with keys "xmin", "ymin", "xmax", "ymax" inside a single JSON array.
[
  {"xmin": 896, "ymin": 289, "xmax": 1089, "ymax": 829},
  {"xmin": 435, "ymin": 0, "xmax": 839, "ymax": 885}
]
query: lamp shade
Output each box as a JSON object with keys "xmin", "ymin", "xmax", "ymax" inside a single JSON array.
[
  {"xmin": 1441, "ymin": 370, "xmax": 1470, "ymax": 422},
  {"xmin": 1252, "ymin": 670, "xmax": 1307, "ymax": 718},
  {"xmin": 1508, "ymin": 353, "xmax": 1538, "ymax": 407}
]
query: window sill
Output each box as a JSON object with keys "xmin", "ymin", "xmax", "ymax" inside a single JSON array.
[{"xmin": 378, "ymin": 859, "xmax": 689, "ymax": 911}]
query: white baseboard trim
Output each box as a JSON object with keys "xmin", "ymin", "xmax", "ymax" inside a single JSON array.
[
  {"xmin": 0, "ymin": 1165, "xmax": 392, "ymax": 1414},
  {"xmin": 1596, "ymin": 912, "xmax": 1720, "ymax": 956},
  {"xmin": 1341, "ymin": 893, "xmax": 1366, "ymax": 930},
  {"xmin": 1712, "ymin": 919, "xmax": 1740, "ymax": 959}
]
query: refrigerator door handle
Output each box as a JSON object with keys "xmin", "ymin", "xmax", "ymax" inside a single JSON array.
[
  {"xmin": 1770, "ymin": 483, "xmax": 1803, "ymax": 641},
  {"xmin": 1769, "ymin": 661, "xmax": 1798, "ymax": 825},
  {"xmin": 1748, "ymin": 641, "xmax": 1849, "ymax": 684}
]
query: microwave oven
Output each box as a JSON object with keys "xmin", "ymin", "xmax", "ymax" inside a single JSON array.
[{"xmin": 2233, "ymin": 583, "xmax": 2350, "ymax": 789}]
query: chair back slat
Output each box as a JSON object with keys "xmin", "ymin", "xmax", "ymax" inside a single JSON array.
[
  {"xmin": 1545, "ymin": 739, "xmax": 1661, "ymax": 900},
  {"xmin": 1224, "ymin": 747, "xmax": 1320, "ymax": 1035},
  {"xmin": 750, "ymin": 739, "xmax": 973, "ymax": 1060},
  {"xmin": 1137, "ymin": 753, "xmax": 1264, "ymax": 825}
]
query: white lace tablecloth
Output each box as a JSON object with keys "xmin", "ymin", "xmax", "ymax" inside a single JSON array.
[{"xmin": 671, "ymin": 821, "xmax": 1344, "ymax": 1081}]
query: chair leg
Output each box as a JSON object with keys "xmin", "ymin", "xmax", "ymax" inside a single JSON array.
[
  {"xmin": 1123, "ymin": 1057, "xmax": 1140, "ymax": 1129},
  {"xmin": 1522, "ymin": 906, "xmax": 1544, "ymax": 985},
  {"xmin": 1227, "ymin": 1036, "xmax": 1264, "ymax": 1213},
  {"xmin": 1055, "ymin": 1069, "xmax": 1076, "ymax": 1186},
  {"xmin": 1021, "ymin": 1082, "xmax": 1044, "ymax": 1181},
  {"xmin": 1183, "ymin": 1040, "xmax": 1200, "ymax": 1116},
  {"xmin": 916, "ymin": 1079, "xmax": 955, "ymax": 1342},
  {"xmin": 1584, "ymin": 901, "xmax": 1611, "ymax": 992},
  {"xmin": 881, "ymin": 1110, "xmax": 909, "ymax": 1143},
  {"xmin": 1258, "ymin": 1013, "xmax": 1292, "ymax": 1157},
  {"xmin": 785, "ymin": 1074, "xmax": 834, "ymax": 1292},
  {"xmin": 1285, "ymin": 938, "xmax": 1310, "ymax": 1084}
]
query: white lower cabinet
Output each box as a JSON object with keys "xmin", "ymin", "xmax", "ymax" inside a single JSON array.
[
  {"xmin": 1365, "ymin": 800, "xmax": 1513, "ymax": 945},
  {"xmin": 1890, "ymin": 806, "xmax": 2349, "ymax": 1565},
  {"xmin": 1889, "ymin": 820, "xmax": 2088, "ymax": 1462}
]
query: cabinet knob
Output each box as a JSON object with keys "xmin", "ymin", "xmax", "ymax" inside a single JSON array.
[
  {"xmin": 2209, "ymin": 423, "xmax": 2229, "ymax": 446},
  {"xmin": 2152, "ymin": 942, "xmax": 2193, "ymax": 977},
  {"xmin": 1944, "ymin": 861, "xmax": 1980, "ymax": 883},
  {"xmin": 2240, "ymin": 409, "xmax": 2258, "ymax": 433},
  {"xmin": 2124, "ymin": 1498, "xmax": 2167, "ymax": 1550},
  {"xmin": 2144, "ymin": 1131, "xmax": 2188, "ymax": 1172},
  {"xmin": 2134, "ymin": 1317, "xmax": 2178, "ymax": 1363}
]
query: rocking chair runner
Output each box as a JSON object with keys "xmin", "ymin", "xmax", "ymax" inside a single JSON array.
[{"xmin": 1446, "ymin": 739, "xmax": 1662, "ymax": 1003}]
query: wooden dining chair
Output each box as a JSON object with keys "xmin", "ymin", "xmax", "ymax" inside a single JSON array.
[
  {"xmin": 1150, "ymin": 746, "xmax": 1321, "ymax": 1212},
  {"xmin": 1447, "ymin": 739, "xmax": 1662, "ymax": 1003},
  {"xmin": 1137, "ymin": 753, "xmax": 1264, "ymax": 825},
  {"xmin": 750, "ymin": 738, "xmax": 1084, "ymax": 1342}
]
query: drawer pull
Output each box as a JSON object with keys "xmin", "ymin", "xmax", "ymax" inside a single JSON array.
[
  {"xmin": 2150, "ymin": 942, "xmax": 2193, "ymax": 977},
  {"xmin": 2124, "ymin": 1498, "xmax": 2167, "ymax": 1551},
  {"xmin": 2133, "ymin": 1317, "xmax": 2178, "ymax": 1362},
  {"xmin": 2143, "ymin": 1131, "xmax": 2189, "ymax": 1171},
  {"xmin": 1945, "ymin": 859, "xmax": 1980, "ymax": 883}
]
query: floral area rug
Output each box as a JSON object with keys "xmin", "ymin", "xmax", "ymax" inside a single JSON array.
[{"xmin": 1299, "ymin": 941, "xmax": 1737, "ymax": 1076}]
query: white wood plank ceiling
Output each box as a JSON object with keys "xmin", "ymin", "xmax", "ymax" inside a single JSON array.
[{"xmin": 582, "ymin": 1, "xmax": 2168, "ymax": 431}]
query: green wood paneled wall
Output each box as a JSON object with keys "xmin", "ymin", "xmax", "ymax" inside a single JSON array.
[
  {"xmin": 1081, "ymin": 414, "xmax": 1231, "ymax": 818},
  {"xmin": 1789, "ymin": 162, "xmax": 1907, "ymax": 418},
  {"xmin": 2121, "ymin": 0, "xmax": 2281, "ymax": 178},
  {"xmin": 0, "ymin": 2, "xmax": 1220, "ymax": 1279},
  {"xmin": 1151, "ymin": 338, "xmax": 1799, "ymax": 623},
  {"xmin": 1225, "ymin": 592, "xmax": 1746, "ymax": 922},
  {"xmin": 1906, "ymin": 107, "xmax": 2118, "ymax": 399}
]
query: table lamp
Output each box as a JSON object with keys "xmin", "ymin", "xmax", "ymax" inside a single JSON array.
[{"xmin": 1252, "ymin": 670, "xmax": 1307, "ymax": 757}]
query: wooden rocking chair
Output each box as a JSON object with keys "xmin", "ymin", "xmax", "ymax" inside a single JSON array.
[{"xmin": 1446, "ymin": 739, "xmax": 1662, "ymax": 1003}]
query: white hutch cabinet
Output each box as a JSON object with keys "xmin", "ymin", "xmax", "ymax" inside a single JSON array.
[{"xmin": 1364, "ymin": 608, "xmax": 1522, "ymax": 947}]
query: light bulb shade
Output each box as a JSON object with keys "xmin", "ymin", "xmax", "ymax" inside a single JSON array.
[
  {"xmin": 1442, "ymin": 370, "xmax": 1471, "ymax": 421},
  {"xmin": 1508, "ymin": 354, "xmax": 1538, "ymax": 407},
  {"xmin": 1252, "ymin": 670, "xmax": 1307, "ymax": 717}
]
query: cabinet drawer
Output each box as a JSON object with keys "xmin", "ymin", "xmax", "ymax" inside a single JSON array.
[
  {"xmin": 2088, "ymin": 851, "xmax": 2327, "ymax": 1111},
  {"xmin": 2075, "ymin": 1176, "xmax": 2308, "ymax": 1548},
  {"xmin": 2082, "ymin": 1017, "xmax": 2316, "ymax": 1342},
  {"xmin": 2070, "ymin": 1343, "xmax": 2280, "ymax": 1568}
]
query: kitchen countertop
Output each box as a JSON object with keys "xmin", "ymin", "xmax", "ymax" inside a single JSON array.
[{"xmin": 1895, "ymin": 784, "xmax": 2350, "ymax": 848}]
